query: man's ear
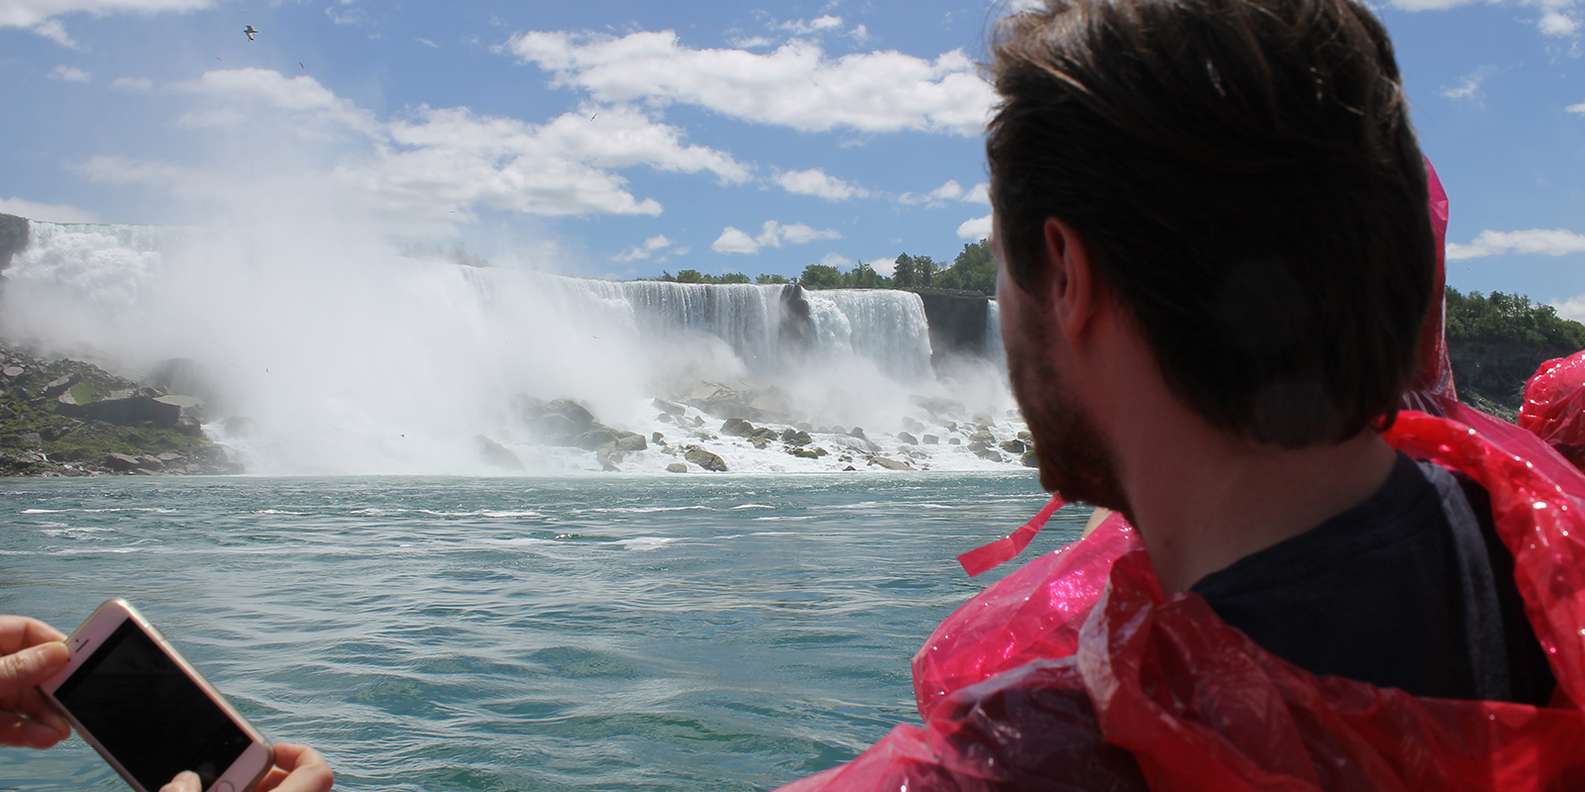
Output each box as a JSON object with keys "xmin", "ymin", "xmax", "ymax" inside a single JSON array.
[{"xmin": 1043, "ymin": 217, "xmax": 1098, "ymax": 341}]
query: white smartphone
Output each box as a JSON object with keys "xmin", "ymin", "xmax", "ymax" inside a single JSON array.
[{"xmin": 38, "ymin": 599, "xmax": 273, "ymax": 792}]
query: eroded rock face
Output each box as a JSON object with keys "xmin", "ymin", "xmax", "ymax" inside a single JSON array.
[
  {"xmin": 475, "ymin": 435, "xmax": 524, "ymax": 472},
  {"xmin": 0, "ymin": 214, "xmax": 27, "ymax": 274}
]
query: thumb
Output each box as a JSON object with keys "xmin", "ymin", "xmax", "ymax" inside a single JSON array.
[{"xmin": 0, "ymin": 642, "xmax": 69, "ymax": 694}]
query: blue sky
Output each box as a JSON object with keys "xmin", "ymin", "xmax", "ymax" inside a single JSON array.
[{"xmin": 3, "ymin": 0, "xmax": 1584, "ymax": 314}]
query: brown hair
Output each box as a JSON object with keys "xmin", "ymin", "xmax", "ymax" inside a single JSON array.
[{"xmin": 988, "ymin": 0, "xmax": 1434, "ymax": 446}]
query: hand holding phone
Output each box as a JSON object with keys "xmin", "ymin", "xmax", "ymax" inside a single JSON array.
[
  {"xmin": 0, "ymin": 615, "xmax": 74, "ymax": 749},
  {"xmin": 159, "ymin": 744, "xmax": 333, "ymax": 792}
]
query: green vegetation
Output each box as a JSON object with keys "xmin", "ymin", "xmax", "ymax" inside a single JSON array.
[
  {"xmin": 1445, "ymin": 288, "xmax": 1585, "ymax": 417},
  {"xmin": 646, "ymin": 239, "xmax": 1000, "ymax": 296}
]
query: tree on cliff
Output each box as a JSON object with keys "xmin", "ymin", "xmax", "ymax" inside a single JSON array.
[
  {"xmin": 756, "ymin": 274, "xmax": 789, "ymax": 284},
  {"xmin": 798, "ymin": 263, "xmax": 844, "ymax": 289},
  {"xmin": 934, "ymin": 241, "xmax": 996, "ymax": 294},
  {"xmin": 1445, "ymin": 288, "xmax": 1585, "ymax": 415}
]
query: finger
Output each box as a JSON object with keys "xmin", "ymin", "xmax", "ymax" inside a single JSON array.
[
  {"xmin": 255, "ymin": 767, "xmax": 289, "ymax": 791},
  {"xmin": 158, "ymin": 771, "xmax": 201, "ymax": 792},
  {"xmin": 12, "ymin": 686, "xmax": 71, "ymax": 735},
  {"xmin": 265, "ymin": 743, "xmax": 333, "ymax": 792},
  {"xmin": 0, "ymin": 642, "xmax": 70, "ymax": 696},
  {"xmin": 0, "ymin": 617, "xmax": 67, "ymax": 657},
  {"xmin": 0, "ymin": 712, "xmax": 70, "ymax": 749}
]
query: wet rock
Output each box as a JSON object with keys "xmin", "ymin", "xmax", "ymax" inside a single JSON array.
[
  {"xmin": 652, "ymin": 398, "xmax": 687, "ymax": 417},
  {"xmin": 475, "ymin": 435, "xmax": 524, "ymax": 471},
  {"xmin": 1000, "ymin": 439, "xmax": 1027, "ymax": 454},
  {"xmin": 42, "ymin": 374, "xmax": 76, "ymax": 398},
  {"xmin": 896, "ymin": 432, "xmax": 919, "ymax": 445},
  {"xmin": 948, "ymin": 438, "xmax": 962, "ymax": 446},
  {"xmin": 157, "ymin": 452, "xmax": 184, "ymax": 464},
  {"xmin": 60, "ymin": 390, "xmax": 182, "ymax": 427},
  {"xmin": 969, "ymin": 429, "xmax": 996, "ymax": 446},
  {"xmin": 843, "ymin": 465, "xmax": 857, "ymax": 471},
  {"xmin": 572, "ymin": 428, "xmax": 618, "ymax": 450},
  {"xmin": 923, "ymin": 434, "xmax": 940, "ymax": 445},
  {"xmin": 1021, "ymin": 450, "xmax": 1039, "ymax": 468},
  {"xmin": 614, "ymin": 432, "xmax": 648, "ymax": 452},
  {"xmin": 1018, "ymin": 430, "xmax": 1033, "ymax": 444},
  {"xmin": 104, "ymin": 452, "xmax": 142, "ymax": 472},
  {"xmin": 781, "ymin": 428, "xmax": 813, "ymax": 447},
  {"xmin": 1, "ymin": 366, "xmax": 21, "ymax": 379},
  {"xmin": 902, "ymin": 416, "xmax": 926, "ymax": 433},
  {"xmin": 974, "ymin": 448, "xmax": 1004, "ymax": 462},
  {"xmin": 721, "ymin": 418, "xmax": 757, "ymax": 437},
  {"xmin": 657, "ymin": 413, "xmax": 674, "ymax": 424},
  {"xmin": 666, "ymin": 462, "xmax": 689, "ymax": 473},
  {"xmin": 789, "ymin": 447, "xmax": 820, "ymax": 459},
  {"xmin": 595, "ymin": 447, "xmax": 623, "ymax": 471},
  {"xmin": 869, "ymin": 456, "xmax": 912, "ymax": 470},
  {"xmin": 849, "ymin": 427, "xmax": 867, "ymax": 439},
  {"xmin": 651, "ymin": 432, "xmax": 665, "ymax": 445},
  {"xmin": 684, "ymin": 446, "xmax": 728, "ymax": 472}
]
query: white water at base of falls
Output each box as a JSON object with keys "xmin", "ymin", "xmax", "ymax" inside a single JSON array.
[{"xmin": 1, "ymin": 220, "xmax": 1023, "ymax": 475}]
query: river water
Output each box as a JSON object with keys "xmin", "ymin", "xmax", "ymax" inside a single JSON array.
[{"xmin": 0, "ymin": 473, "xmax": 1085, "ymax": 791}]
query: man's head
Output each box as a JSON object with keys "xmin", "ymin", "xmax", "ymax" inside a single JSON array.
[{"xmin": 989, "ymin": 0, "xmax": 1435, "ymax": 505}]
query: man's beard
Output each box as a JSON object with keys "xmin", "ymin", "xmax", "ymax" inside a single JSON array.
[{"xmin": 1006, "ymin": 315, "xmax": 1130, "ymax": 514}]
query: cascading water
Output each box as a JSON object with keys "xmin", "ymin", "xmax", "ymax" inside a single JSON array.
[{"xmin": 0, "ymin": 218, "xmax": 1021, "ymax": 474}]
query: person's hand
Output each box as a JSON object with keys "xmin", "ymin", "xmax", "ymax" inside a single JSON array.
[
  {"xmin": 160, "ymin": 743, "xmax": 333, "ymax": 792},
  {"xmin": 0, "ymin": 616, "xmax": 72, "ymax": 749}
]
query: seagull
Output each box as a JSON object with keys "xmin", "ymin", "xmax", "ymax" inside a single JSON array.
[
  {"xmin": 299, "ymin": 61, "xmax": 305, "ymax": 71},
  {"xmin": 244, "ymin": 25, "xmax": 258, "ymax": 41}
]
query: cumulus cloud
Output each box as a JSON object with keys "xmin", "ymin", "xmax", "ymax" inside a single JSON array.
[
  {"xmin": 1442, "ymin": 68, "xmax": 1492, "ymax": 103},
  {"xmin": 48, "ymin": 65, "xmax": 90, "ymax": 82},
  {"xmin": 1540, "ymin": 8, "xmax": 1581, "ymax": 36},
  {"xmin": 416, "ymin": 36, "xmax": 439, "ymax": 48},
  {"xmin": 712, "ymin": 220, "xmax": 841, "ymax": 254},
  {"xmin": 613, "ymin": 234, "xmax": 673, "ymax": 262},
  {"xmin": 2, "ymin": 0, "xmax": 213, "ymax": 48},
  {"xmin": 504, "ymin": 30, "xmax": 995, "ymax": 136},
  {"xmin": 900, "ymin": 179, "xmax": 980, "ymax": 206},
  {"xmin": 775, "ymin": 168, "xmax": 869, "ymax": 201},
  {"xmin": 778, "ymin": 15, "xmax": 844, "ymax": 34},
  {"xmin": 957, "ymin": 213, "xmax": 992, "ymax": 241},
  {"xmin": 111, "ymin": 76, "xmax": 154, "ymax": 92},
  {"xmin": 1570, "ymin": 102, "xmax": 1585, "ymax": 114},
  {"xmin": 1446, "ymin": 228, "xmax": 1585, "ymax": 260},
  {"xmin": 963, "ymin": 182, "xmax": 989, "ymax": 205},
  {"xmin": 73, "ymin": 68, "xmax": 753, "ymax": 227},
  {"xmin": 0, "ymin": 196, "xmax": 100, "ymax": 223},
  {"xmin": 1553, "ymin": 293, "xmax": 1585, "ymax": 323},
  {"xmin": 866, "ymin": 256, "xmax": 897, "ymax": 276}
]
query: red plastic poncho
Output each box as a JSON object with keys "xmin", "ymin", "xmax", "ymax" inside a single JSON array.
[
  {"xmin": 782, "ymin": 413, "xmax": 1585, "ymax": 791},
  {"xmin": 1519, "ymin": 351, "xmax": 1585, "ymax": 469},
  {"xmin": 778, "ymin": 158, "xmax": 1585, "ymax": 790}
]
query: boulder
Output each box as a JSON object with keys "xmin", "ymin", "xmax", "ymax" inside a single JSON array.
[
  {"xmin": 974, "ymin": 448, "xmax": 1004, "ymax": 462},
  {"xmin": 923, "ymin": 434, "xmax": 940, "ymax": 445},
  {"xmin": 157, "ymin": 452, "xmax": 184, "ymax": 463},
  {"xmin": 969, "ymin": 439, "xmax": 992, "ymax": 452},
  {"xmin": 721, "ymin": 418, "xmax": 757, "ymax": 437},
  {"xmin": 652, "ymin": 398, "xmax": 687, "ymax": 417},
  {"xmin": 781, "ymin": 428, "xmax": 813, "ymax": 447},
  {"xmin": 42, "ymin": 374, "xmax": 76, "ymax": 398},
  {"xmin": 666, "ymin": 462, "xmax": 689, "ymax": 474},
  {"xmin": 1018, "ymin": 430, "xmax": 1033, "ymax": 443},
  {"xmin": 684, "ymin": 446, "xmax": 728, "ymax": 472},
  {"xmin": 789, "ymin": 447, "xmax": 820, "ymax": 460},
  {"xmin": 843, "ymin": 465, "xmax": 857, "ymax": 471},
  {"xmin": 1021, "ymin": 450, "xmax": 1039, "ymax": 468},
  {"xmin": 948, "ymin": 438, "xmax": 962, "ymax": 446},
  {"xmin": 849, "ymin": 427, "xmax": 867, "ymax": 439},
  {"xmin": 547, "ymin": 399, "xmax": 596, "ymax": 430},
  {"xmin": 657, "ymin": 413, "xmax": 673, "ymax": 424},
  {"xmin": 902, "ymin": 416, "xmax": 926, "ymax": 433},
  {"xmin": 138, "ymin": 454, "xmax": 165, "ymax": 470},
  {"xmin": 896, "ymin": 432, "xmax": 919, "ymax": 445},
  {"xmin": 1, "ymin": 366, "xmax": 22, "ymax": 378},
  {"xmin": 614, "ymin": 432, "xmax": 648, "ymax": 452},
  {"xmin": 869, "ymin": 456, "xmax": 913, "ymax": 471},
  {"xmin": 104, "ymin": 452, "xmax": 142, "ymax": 472},
  {"xmin": 750, "ymin": 427, "xmax": 779, "ymax": 442},
  {"xmin": 154, "ymin": 394, "xmax": 206, "ymax": 424},
  {"xmin": 969, "ymin": 429, "xmax": 996, "ymax": 445},
  {"xmin": 574, "ymin": 428, "xmax": 620, "ymax": 451},
  {"xmin": 595, "ymin": 447, "xmax": 623, "ymax": 471},
  {"xmin": 474, "ymin": 435, "xmax": 524, "ymax": 472},
  {"xmin": 1000, "ymin": 439, "xmax": 1027, "ymax": 454},
  {"xmin": 60, "ymin": 390, "xmax": 182, "ymax": 427},
  {"xmin": 651, "ymin": 432, "xmax": 665, "ymax": 445}
]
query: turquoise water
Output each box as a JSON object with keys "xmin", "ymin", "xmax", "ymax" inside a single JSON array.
[{"xmin": 0, "ymin": 473, "xmax": 1085, "ymax": 791}]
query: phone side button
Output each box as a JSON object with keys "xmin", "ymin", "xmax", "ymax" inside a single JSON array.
[{"xmin": 212, "ymin": 783, "xmax": 235, "ymax": 792}]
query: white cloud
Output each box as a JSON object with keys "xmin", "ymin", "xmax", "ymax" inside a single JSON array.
[
  {"xmin": 1570, "ymin": 102, "xmax": 1585, "ymax": 114},
  {"xmin": 504, "ymin": 30, "xmax": 995, "ymax": 136},
  {"xmin": 325, "ymin": 0, "xmax": 368, "ymax": 27},
  {"xmin": 1, "ymin": 0, "xmax": 212, "ymax": 48},
  {"xmin": 866, "ymin": 256, "xmax": 896, "ymax": 276},
  {"xmin": 963, "ymin": 181, "xmax": 989, "ymax": 205},
  {"xmin": 0, "ymin": 196, "xmax": 100, "ymax": 223},
  {"xmin": 76, "ymin": 68, "xmax": 753, "ymax": 225},
  {"xmin": 818, "ymin": 252, "xmax": 854, "ymax": 269},
  {"xmin": 846, "ymin": 24, "xmax": 871, "ymax": 44},
  {"xmin": 174, "ymin": 68, "xmax": 379, "ymax": 135},
  {"xmin": 48, "ymin": 65, "xmax": 89, "ymax": 82},
  {"xmin": 899, "ymin": 179, "xmax": 968, "ymax": 206},
  {"xmin": 1540, "ymin": 9, "xmax": 1581, "ymax": 36},
  {"xmin": 1442, "ymin": 68, "xmax": 1491, "ymax": 102},
  {"xmin": 1553, "ymin": 293, "xmax": 1585, "ymax": 323},
  {"xmin": 712, "ymin": 220, "xmax": 842, "ymax": 254},
  {"xmin": 730, "ymin": 35, "xmax": 774, "ymax": 49},
  {"xmin": 111, "ymin": 76, "xmax": 154, "ymax": 93},
  {"xmin": 957, "ymin": 213, "xmax": 992, "ymax": 241},
  {"xmin": 1446, "ymin": 228, "xmax": 1585, "ymax": 260},
  {"xmin": 416, "ymin": 36, "xmax": 439, "ymax": 48},
  {"xmin": 779, "ymin": 15, "xmax": 844, "ymax": 35},
  {"xmin": 613, "ymin": 234, "xmax": 672, "ymax": 262},
  {"xmin": 775, "ymin": 168, "xmax": 869, "ymax": 201}
]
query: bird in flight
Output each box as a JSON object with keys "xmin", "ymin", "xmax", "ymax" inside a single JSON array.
[{"xmin": 244, "ymin": 25, "xmax": 258, "ymax": 41}]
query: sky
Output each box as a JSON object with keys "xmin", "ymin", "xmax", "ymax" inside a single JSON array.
[{"xmin": 2, "ymin": 0, "xmax": 1584, "ymax": 314}]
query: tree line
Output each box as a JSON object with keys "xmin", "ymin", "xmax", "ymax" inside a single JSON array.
[{"xmin": 649, "ymin": 240, "xmax": 998, "ymax": 296}]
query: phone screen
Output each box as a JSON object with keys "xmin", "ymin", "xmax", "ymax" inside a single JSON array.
[{"xmin": 54, "ymin": 620, "xmax": 255, "ymax": 790}]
